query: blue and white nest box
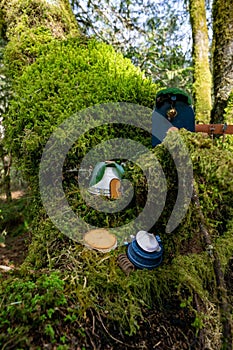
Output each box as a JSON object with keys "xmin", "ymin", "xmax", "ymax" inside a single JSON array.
[
  {"xmin": 88, "ymin": 161, "xmax": 124, "ymax": 199},
  {"xmin": 127, "ymin": 231, "xmax": 163, "ymax": 269}
]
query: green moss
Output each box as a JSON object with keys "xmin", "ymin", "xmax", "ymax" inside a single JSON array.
[
  {"xmin": 1, "ymin": 131, "xmax": 233, "ymax": 346},
  {"xmin": 1, "ymin": 0, "xmax": 80, "ymax": 76},
  {"xmin": 13, "ymin": 130, "xmax": 231, "ymax": 341},
  {"xmin": 4, "ymin": 37, "xmax": 158, "ymax": 191},
  {"xmin": 2, "ymin": 0, "xmax": 78, "ymax": 39},
  {"xmin": 0, "ymin": 8, "xmax": 7, "ymax": 39},
  {"xmin": 4, "ymin": 26, "xmax": 54, "ymax": 75}
]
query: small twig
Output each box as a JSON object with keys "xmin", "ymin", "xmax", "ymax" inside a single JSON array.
[
  {"xmin": 90, "ymin": 308, "xmax": 96, "ymax": 335},
  {"xmin": 46, "ymin": 242, "xmax": 52, "ymax": 270},
  {"xmin": 96, "ymin": 311, "xmax": 135, "ymax": 348},
  {"xmin": 0, "ymin": 265, "xmax": 13, "ymax": 271},
  {"xmin": 83, "ymin": 276, "xmax": 87, "ymax": 288},
  {"xmin": 0, "ymin": 294, "xmax": 6, "ymax": 309},
  {"xmin": 153, "ymin": 341, "xmax": 162, "ymax": 348},
  {"xmin": 85, "ymin": 329, "xmax": 97, "ymax": 350}
]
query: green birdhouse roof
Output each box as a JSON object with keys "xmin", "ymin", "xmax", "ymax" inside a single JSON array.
[{"xmin": 156, "ymin": 88, "xmax": 192, "ymax": 105}]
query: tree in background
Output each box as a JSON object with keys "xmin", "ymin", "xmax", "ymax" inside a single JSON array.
[
  {"xmin": 189, "ymin": 0, "xmax": 212, "ymax": 121},
  {"xmin": 211, "ymin": 0, "xmax": 233, "ymax": 123},
  {"xmin": 0, "ymin": 37, "xmax": 11, "ymax": 201},
  {"xmin": 71, "ymin": 0, "xmax": 193, "ymax": 91},
  {"xmin": 71, "ymin": 0, "xmax": 233, "ymax": 124}
]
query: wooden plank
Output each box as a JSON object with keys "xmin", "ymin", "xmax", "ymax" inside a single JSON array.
[{"xmin": 195, "ymin": 124, "xmax": 233, "ymax": 134}]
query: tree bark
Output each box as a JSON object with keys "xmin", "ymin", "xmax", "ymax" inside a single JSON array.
[
  {"xmin": 189, "ymin": 0, "xmax": 212, "ymax": 122},
  {"xmin": 211, "ymin": 0, "xmax": 233, "ymax": 123},
  {"xmin": 0, "ymin": 147, "xmax": 12, "ymax": 201},
  {"xmin": 0, "ymin": 0, "xmax": 79, "ymax": 48}
]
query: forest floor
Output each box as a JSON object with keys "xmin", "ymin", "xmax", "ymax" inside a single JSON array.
[
  {"xmin": 0, "ymin": 191, "xmax": 30, "ymax": 270},
  {"xmin": 0, "ymin": 230, "xmax": 29, "ymax": 268}
]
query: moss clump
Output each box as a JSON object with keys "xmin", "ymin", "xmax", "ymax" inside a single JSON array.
[
  {"xmin": 2, "ymin": 0, "xmax": 78, "ymax": 39},
  {"xmin": 9, "ymin": 130, "xmax": 229, "ymax": 347},
  {"xmin": 4, "ymin": 37, "xmax": 158, "ymax": 192}
]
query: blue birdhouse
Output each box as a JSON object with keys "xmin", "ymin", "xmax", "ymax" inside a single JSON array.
[{"xmin": 152, "ymin": 88, "xmax": 195, "ymax": 147}]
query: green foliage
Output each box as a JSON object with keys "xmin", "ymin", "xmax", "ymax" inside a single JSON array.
[
  {"xmin": 4, "ymin": 26, "xmax": 54, "ymax": 76},
  {"xmin": 0, "ymin": 272, "xmax": 70, "ymax": 349},
  {"xmin": 71, "ymin": 0, "xmax": 193, "ymax": 89}
]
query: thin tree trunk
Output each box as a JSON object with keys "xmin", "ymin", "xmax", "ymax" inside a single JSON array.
[
  {"xmin": 3, "ymin": 153, "xmax": 11, "ymax": 202},
  {"xmin": 0, "ymin": 0, "xmax": 80, "ymax": 200},
  {"xmin": 189, "ymin": 0, "xmax": 212, "ymax": 122},
  {"xmin": 211, "ymin": 0, "xmax": 233, "ymax": 123}
]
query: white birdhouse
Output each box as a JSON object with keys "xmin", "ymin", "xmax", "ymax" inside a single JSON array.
[{"xmin": 88, "ymin": 161, "xmax": 124, "ymax": 199}]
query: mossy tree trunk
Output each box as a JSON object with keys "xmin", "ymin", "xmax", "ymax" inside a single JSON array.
[
  {"xmin": 189, "ymin": 0, "xmax": 212, "ymax": 122},
  {"xmin": 0, "ymin": 0, "xmax": 80, "ymax": 75},
  {"xmin": 0, "ymin": 0, "xmax": 79, "ymax": 38},
  {"xmin": 0, "ymin": 0, "xmax": 79, "ymax": 198},
  {"xmin": 211, "ymin": 0, "xmax": 233, "ymax": 123},
  {"xmin": 0, "ymin": 145, "xmax": 12, "ymax": 201}
]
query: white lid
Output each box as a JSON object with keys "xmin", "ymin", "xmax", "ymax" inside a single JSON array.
[{"xmin": 136, "ymin": 231, "xmax": 161, "ymax": 252}]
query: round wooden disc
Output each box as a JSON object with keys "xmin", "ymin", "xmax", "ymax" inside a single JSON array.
[{"xmin": 84, "ymin": 229, "xmax": 117, "ymax": 252}]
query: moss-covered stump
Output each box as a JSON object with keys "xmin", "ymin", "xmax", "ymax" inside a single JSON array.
[
  {"xmin": 1, "ymin": 131, "xmax": 233, "ymax": 349},
  {"xmin": 4, "ymin": 37, "xmax": 158, "ymax": 193}
]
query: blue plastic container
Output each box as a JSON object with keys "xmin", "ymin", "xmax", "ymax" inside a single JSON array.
[{"xmin": 127, "ymin": 235, "xmax": 163, "ymax": 270}]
